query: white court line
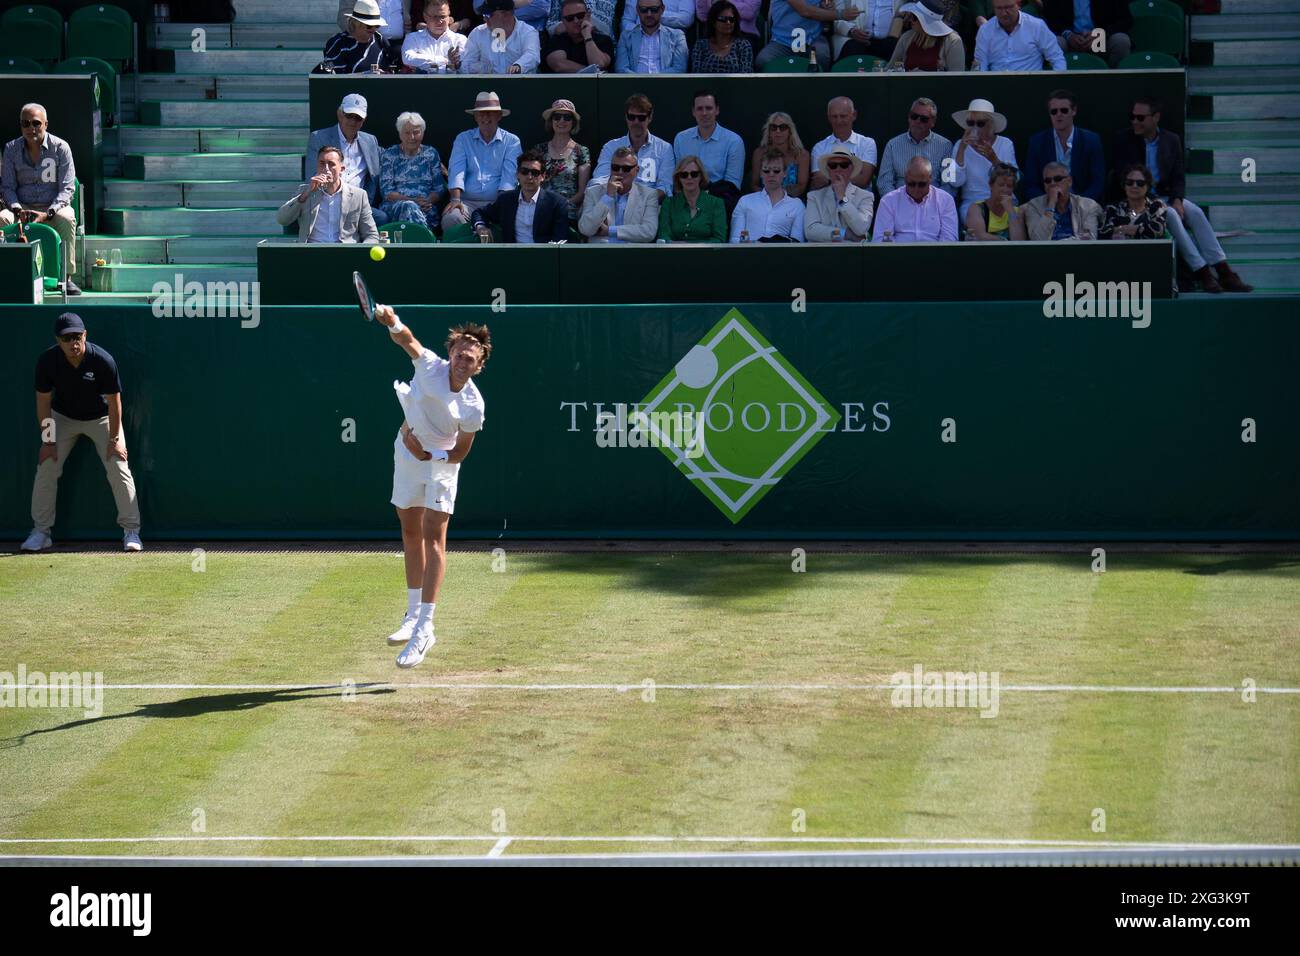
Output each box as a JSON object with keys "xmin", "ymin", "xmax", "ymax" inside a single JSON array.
[
  {"xmin": 0, "ymin": 835, "xmax": 1296, "ymax": 850},
  {"xmin": 486, "ymin": 837, "xmax": 512, "ymax": 858},
  {"xmin": 10, "ymin": 683, "xmax": 1298, "ymax": 694}
]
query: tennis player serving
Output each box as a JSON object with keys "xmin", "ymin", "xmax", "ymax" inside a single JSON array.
[{"xmin": 375, "ymin": 303, "xmax": 490, "ymax": 668}]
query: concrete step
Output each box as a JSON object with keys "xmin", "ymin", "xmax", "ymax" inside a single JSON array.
[
  {"xmin": 104, "ymin": 178, "xmax": 299, "ymax": 207},
  {"xmin": 139, "ymin": 99, "xmax": 309, "ymax": 127},
  {"xmin": 1187, "ymin": 120, "xmax": 1300, "ymax": 144},
  {"xmin": 102, "ymin": 206, "xmax": 283, "ymax": 235},
  {"xmin": 84, "ymin": 235, "xmax": 263, "ymax": 264},
  {"xmin": 1187, "ymin": 174, "xmax": 1300, "ymax": 201},
  {"xmin": 1230, "ymin": 260, "xmax": 1300, "ymax": 290},
  {"xmin": 90, "ymin": 262, "xmax": 257, "ymax": 294},
  {"xmin": 1209, "ymin": 203, "xmax": 1300, "ymax": 230},
  {"xmin": 1205, "ymin": 147, "xmax": 1300, "ymax": 175},
  {"xmin": 1219, "ymin": 230, "xmax": 1300, "ymax": 255},
  {"xmin": 1191, "ymin": 14, "xmax": 1300, "ymax": 41},
  {"xmin": 153, "ymin": 24, "xmax": 234, "ymax": 49},
  {"xmin": 172, "ymin": 48, "xmax": 323, "ymax": 74},
  {"xmin": 1205, "ymin": 93, "xmax": 1300, "ymax": 120},
  {"xmin": 124, "ymin": 152, "xmax": 304, "ymax": 180},
  {"xmin": 1189, "ymin": 65, "xmax": 1300, "ymax": 93},
  {"xmin": 1206, "ymin": 41, "xmax": 1298, "ymax": 66},
  {"xmin": 116, "ymin": 125, "xmax": 308, "ymax": 153},
  {"xmin": 233, "ymin": 0, "xmax": 341, "ymax": 22},
  {"xmin": 135, "ymin": 73, "xmax": 308, "ymax": 101},
  {"xmin": 68, "ymin": 290, "xmax": 164, "ymax": 305},
  {"xmin": 232, "ymin": 24, "xmax": 333, "ymax": 48}
]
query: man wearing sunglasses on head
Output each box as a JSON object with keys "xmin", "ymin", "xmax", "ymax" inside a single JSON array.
[
  {"xmin": 1, "ymin": 104, "xmax": 80, "ymax": 294},
  {"xmin": 543, "ymin": 0, "xmax": 614, "ymax": 72},
  {"xmin": 614, "ymin": 1, "xmax": 689, "ymax": 73},
  {"xmin": 877, "ymin": 98, "xmax": 955, "ymax": 198},
  {"xmin": 21, "ymin": 313, "xmax": 142, "ymax": 553},
  {"xmin": 593, "ymin": 94, "xmax": 674, "ymax": 199}
]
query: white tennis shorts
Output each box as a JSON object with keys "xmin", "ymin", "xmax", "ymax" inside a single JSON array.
[{"xmin": 391, "ymin": 431, "xmax": 460, "ymax": 513}]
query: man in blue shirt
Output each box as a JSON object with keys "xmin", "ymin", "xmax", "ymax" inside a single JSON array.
[
  {"xmin": 974, "ymin": 0, "xmax": 1066, "ymax": 70},
  {"xmin": 757, "ymin": 0, "xmax": 860, "ymax": 70},
  {"xmin": 23, "ymin": 313, "xmax": 142, "ymax": 553},
  {"xmin": 443, "ymin": 91, "xmax": 524, "ymax": 229},
  {"xmin": 1041, "ymin": 0, "xmax": 1132, "ymax": 68},
  {"xmin": 673, "ymin": 90, "xmax": 745, "ymax": 216},
  {"xmin": 1, "ymin": 103, "xmax": 80, "ymax": 294}
]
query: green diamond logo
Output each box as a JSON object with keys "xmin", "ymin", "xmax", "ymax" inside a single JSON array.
[{"xmin": 639, "ymin": 309, "xmax": 841, "ymax": 523}]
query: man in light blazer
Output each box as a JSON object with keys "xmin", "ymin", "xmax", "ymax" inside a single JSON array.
[
  {"xmin": 1022, "ymin": 162, "xmax": 1102, "ymax": 240},
  {"xmin": 578, "ymin": 146, "xmax": 661, "ymax": 242},
  {"xmin": 804, "ymin": 145, "xmax": 875, "ymax": 242},
  {"xmin": 306, "ymin": 93, "xmax": 388, "ymax": 225},
  {"xmin": 614, "ymin": 1, "xmax": 688, "ymax": 73},
  {"xmin": 277, "ymin": 146, "xmax": 380, "ymax": 243}
]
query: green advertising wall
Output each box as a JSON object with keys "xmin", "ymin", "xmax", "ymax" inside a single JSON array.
[{"xmin": 2, "ymin": 298, "xmax": 1296, "ymax": 541}]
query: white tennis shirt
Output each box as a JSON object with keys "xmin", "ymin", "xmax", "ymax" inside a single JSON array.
[{"xmin": 394, "ymin": 349, "xmax": 485, "ymax": 453}]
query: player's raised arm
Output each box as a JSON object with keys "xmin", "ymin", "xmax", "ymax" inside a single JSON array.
[{"xmin": 375, "ymin": 304, "xmax": 424, "ymax": 360}]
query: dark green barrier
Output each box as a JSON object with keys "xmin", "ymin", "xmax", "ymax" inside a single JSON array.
[
  {"xmin": 0, "ymin": 76, "xmax": 102, "ymax": 231},
  {"xmin": 257, "ymin": 240, "xmax": 1174, "ymax": 305},
  {"xmin": 308, "ymin": 72, "xmax": 1185, "ymax": 191},
  {"xmin": 0, "ymin": 244, "xmax": 42, "ymax": 302},
  {"xmin": 3, "ymin": 297, "xmax": 1294, "ymax": 541}
]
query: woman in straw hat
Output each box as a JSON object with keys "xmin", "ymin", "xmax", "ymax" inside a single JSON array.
[
  {"xmin": 535, "ymin": 99, "xmax": 591, "ymax": 224},
  {"xmin": 948, "ymin": 97, "xmax": 1019, "ymax": 223},
  {"xmin": 888, "ymin": 0, "xmax": 965, "ymax": 71}
]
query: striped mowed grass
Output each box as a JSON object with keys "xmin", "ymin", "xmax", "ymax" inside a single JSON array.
[{"xmin": 1, "ymin": 551, "xmax": 1297, "ymax": 857}]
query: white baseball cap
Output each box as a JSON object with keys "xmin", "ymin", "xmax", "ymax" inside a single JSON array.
[{"xmin": 339, "ymin": 93, "xmax": 368, "ymax": 119}]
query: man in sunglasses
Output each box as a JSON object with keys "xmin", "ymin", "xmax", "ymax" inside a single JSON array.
[
  {"xmin": 306, "ymin": 93, "xmax": 388, "ymax": 226},
  {"xmin": 872, "ymin": 156, "xmax": 958, "ymax": 242},
  {"xmin": 1112, "ymin": 96, "xmax": 1251, "ymax": 293},
  {"xmin": 470, "ymin": 149, "xmax": 570, "ymax": 241},
  {"xmin": 973, "ymin": 0, "xmax": 1065, "ymax": 71},
  {"xmin": 1022, "ymin": 161, "xmax": 1101, "ymax": 240},
  {"xmin": 593, "ymin": 94, "xmax": 674, "ymax": 198},
  {"xmin": 614, "ymin": 1, "xmax": 688, "ymax": 73},
  {"xmin": 22, "ymin": 313, "xmax": 142, "ymax": 553},
  {"xmin": 1, "ymin": 104, "xmax": 80, "ymax": 295},
  {"xmin": 543, "ymin": 0, "xmax": 614, "ymax": 72},
  {"xmin": 578, "ymin": 146, "xmax": 661, "ymax": 242},
  {"xmin": 1024, "ymin": 89, "xmax": 1103, "ymax": 202},
  {"xmin": 619, "ymin": 0, "xmax": 695, "ymax": 32},
  {"xmin": 877, "ymin": 98, "xmax": 955, "ymax": 198},
  {"xmin": 805, "ymin": 145, "xmax": 874, "ymax": 242}
]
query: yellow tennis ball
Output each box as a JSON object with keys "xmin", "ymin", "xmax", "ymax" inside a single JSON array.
[{"xmin": 370, "ymin": 245, "xmax": 386, "ymax": 261}]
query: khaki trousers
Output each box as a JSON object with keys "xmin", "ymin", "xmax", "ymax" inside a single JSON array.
[
  {"xmin": 32, "ymin": 411, "xmax": 141, "ymax": 534},
  {"xmin": 0, "ymin": 203, "xmax": 78, "ymax": 278}
]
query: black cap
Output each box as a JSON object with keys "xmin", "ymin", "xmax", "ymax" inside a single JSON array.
[
  {"xmin": 54, "ymin": 312, "xmax": 85, "ymax": 336},
  {"xmin": 480, "ymin": 0, "xmax": 514, "ymax": 12}
]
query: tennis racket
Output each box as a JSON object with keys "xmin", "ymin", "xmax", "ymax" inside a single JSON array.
[{"xmin": 352, "ymin": 270, "xmax": 377, "ymax": 323}]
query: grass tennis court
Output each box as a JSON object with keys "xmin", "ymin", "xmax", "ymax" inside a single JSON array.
[{"xmin": 2, "ymin": 550, "xmax": 1297, "ymax": 859}]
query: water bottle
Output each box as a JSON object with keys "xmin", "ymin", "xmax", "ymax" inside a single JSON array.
[
  {"xmin": 882, "ymin": 229, "xmax": 893, "ymax": 243},
  {"xmin": 739, "ymin": 229, "xmax": 750, "ymax": 243},
  {"xmin": 831, "ymin": 227, "xmax": 842, "ymax": 243}
]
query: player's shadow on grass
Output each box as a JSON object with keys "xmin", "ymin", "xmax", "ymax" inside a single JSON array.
[
  {"xmin": 1182, "ymin": 555, "xmax": 1300, "ymax": 576},
  {"xmin": 0, "ymin": 684, "xmax": 395, "ymax": 749}
]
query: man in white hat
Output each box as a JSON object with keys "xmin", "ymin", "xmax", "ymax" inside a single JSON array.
[
  {"xmin": 443, "ymin": 92, "xmax": 525, "ymax": 229},
  {"xmin": 947, "ymin": 97, "xmax": 1019, "ymax": 223},
  {"xmin": 804, "ymin": 145, "xmax": 874, "ymax": 242},
  {"xmin": 878, "ymin": 97, "xmax": 955, "ymax": 198},
  {"xmin": 973, "ymin": 0, "xmax": 1064, "ymax": 71},
  {"xmin": 337, "ymin": 0, "xmax": 410, "ymax": 43},
  {"xmin": 306, "ymin": 93, "xmax": 388, "ymax": 225},
  {"xmin": 321, "ymin": 0, "xmax": 402, "ymax": 73},
  {"xmin": 462, "ymin": 0, "xmax": 542, "ymax": 73}
]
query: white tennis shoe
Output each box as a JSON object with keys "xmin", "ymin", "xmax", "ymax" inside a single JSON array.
[
  {"xmin": 387, "ymin": 613, "xmax": 418, "ymax": 646},
  {"xmin": 123, "ymin": 531, "xmax": 143, "ymax": 552},
  {"xmin": 396, "ymin": 627, "xmax": 435, "ymax": 669},
  {"xmin": 21, "ymin": 530, "xmax": 52, "ymax": 552}
]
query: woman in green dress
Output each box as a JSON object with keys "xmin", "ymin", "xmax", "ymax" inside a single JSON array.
[{"xmin": 657, "ymin": 155, "xmax": 728, "ymax": 243}]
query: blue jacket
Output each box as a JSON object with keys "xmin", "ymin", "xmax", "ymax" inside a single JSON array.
[
  {"xmin": 1023, "ymin": 126, "xmax": 1105, "ymax": 203},
  {"xmin": 306, "ymin": 126, "xmax": 383, "ymax": 207},
  {"xmin": 471, "ymin": 187, "xmax": 571, "ymax": 243},
  {"xmin": 615, "ymin": 25, "xmax": 688, "ymax": 73}
]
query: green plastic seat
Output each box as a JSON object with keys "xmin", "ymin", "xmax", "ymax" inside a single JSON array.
[
  {"xmin": 2, "ymin": 221, "xmax": 64, "ymax": 289},
  {"xmin": 0, "ymin": 55, "xmax": 46, "ymax": 72},
  {"xmin": 55, "ymin": 55, "xmax": 117, "ymax": 123},
  {"xmin": 1065, "ymin": 51, "xmax": 1109, "ymax": 70},
  {"xmin": 0, "ymin": 6, "xmax": 64, "ymax": 62},
  {"xmin": 832, "ymin": 54, "xmax": 883, "ymax": 73},
  {"xmin": 1117, "ymin": 50, "xmax": 1181, "ymax": 69},
  {"xmin": 67, "ymin": 3, "xmax": 132, "ymax": 72},
  {"xmin": 1131, "ymin": 14, "xmax": 1185, "ymax": 58},
  {"xmin": 762, "ymin": 55, "xmax": 812, "ymax": 73},
  {"xmin": 1130, "ymin": 0, "xmax": 1184, "ymax": 21},
  {"xmin": 378, "ymin": 220, "xmax": 436, "ymax": 243}
]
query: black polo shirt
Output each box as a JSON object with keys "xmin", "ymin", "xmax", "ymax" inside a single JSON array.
[
  {"xmin": 34, "ymin": 341, "xmax": 122, "ymax": 421},
  {"xmin": 541, "ymin": 29, "xmax": 615, "ymax": 72}
]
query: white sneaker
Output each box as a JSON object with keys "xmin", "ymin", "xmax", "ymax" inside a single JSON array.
[
  {"xmin": 387, "ymin": 613, "xmax": 418, "ymax": 646},
  {"xmin": 21, "ymin": 530, "xmax": 52, "ymax": 552},
  {"xmin": 396, "ymin": 627, "xmax": 435, "ymax": 668},
  {"xmin": 123, "ymin": 531, "xmax": 143, "ymax": 552}
]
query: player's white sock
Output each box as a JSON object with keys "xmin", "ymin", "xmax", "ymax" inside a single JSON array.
[
  {"xmin": 406, "ymin": 588, "xmax": 421, "ymax": 617},
  {"xmin": 416, "ymin": 602, "xmax": 436, "ymax": 631}
]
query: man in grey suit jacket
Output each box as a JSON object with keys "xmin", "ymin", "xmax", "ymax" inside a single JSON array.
[
  {"xmin": 306, "ymin": 93, "xmax": 389, "ymax": 225},
  {"xmin": 578, "ymin": 147, "xmax": 661, "ymax": 242},
  {"xmin": 277, "ymin": 146, "xmax": 380, "ymax": 243},
  {"xmin": 613, "ymin": 2, "xmax": 688, "ymax": 73}
]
